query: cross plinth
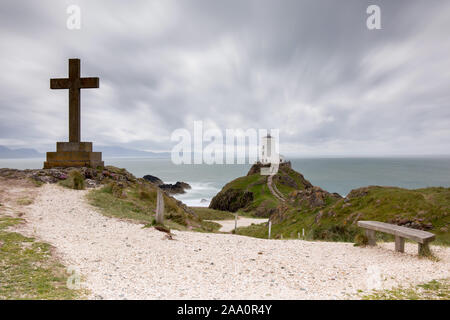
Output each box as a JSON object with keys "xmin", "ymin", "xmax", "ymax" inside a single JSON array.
[{"xmin": 44, "ymin": 59, "xmax": 104, "ymax": 169}]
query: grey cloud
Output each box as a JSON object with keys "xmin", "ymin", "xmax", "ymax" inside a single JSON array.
[{"xmin": 0, "ymin": 0, "xmax": 449, "ymax": 155}]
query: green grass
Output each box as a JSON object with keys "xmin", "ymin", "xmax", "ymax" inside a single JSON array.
[
  {"xmin": 210, "ymin": 173, "xmax": 278, "ymax": 214},
  {"xmin": 87, "ymin": 187, "xmax": 154, "ymax": 224},
  {"xmin": 87, "ymin": 183, "xmax": 216, "ymax": 232},
  {"xmin": 237, "ymin": 186, "xmax": 450, "ymax": 245},
  {"xmin": 191, "ymin": 207, "xmax": 235, "ymax": 220},
  {"xmin": 195, "ymin": 220, "xmax": 223, "ymax": 233},
  {"xmin": 209, "ymin": 163, "xmax": 315, "ymax": 216},
  {"xmin": 16, "ymin": 197, "xmax": 33, "ymax": 206},
  {"xmin": 59, "ymin": 170, "xmax": 85, "ymax": 190},
  {"xmin": 0, "ymin": 216, "xmax": 81, "ymax": 299},
  {"xmin": 362, "ymin": 278, "xmax": 449, "ymax": 300}
]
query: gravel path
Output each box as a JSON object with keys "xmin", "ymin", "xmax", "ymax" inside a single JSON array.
[
  {"xmin": 17, "ymin": 184, "xmax": 450, "ymax": 299},
  {"xmin": 267, "ymin": 175, "xmax": 285, "ymax": 202},
  {"xmin": 209, "ymin": 217, "xmax": 268, "ymax": 232}
]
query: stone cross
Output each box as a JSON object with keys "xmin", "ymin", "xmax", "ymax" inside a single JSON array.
[{"xmin": 50, "ymin": 59, "xmax": 99, "ymax": 142}]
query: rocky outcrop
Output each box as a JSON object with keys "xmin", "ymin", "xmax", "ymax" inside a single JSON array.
[
  {"xmin": 0, "ymin": 166, "xmax": 137, "ymax": 188},
  {"xmin": 142, "ymin": 174, "xmax": 191, "ymax": 194},
  {"xmin": 289, "ymin": 186, "xmax": 342, "ymax": 209},
  {"xmin": 246, "ymin": 161, "xmax": 292, "ymax": 176},
  {"xmin": 159, "ymin": 181, "xmax": 191, "ymax": 194},
  {"xmin": 143, "ymin": 174, "xmax": 163, "ymax": 185},
  {"xmin": 388, "ymin": 216, "xmax": 433, "ymax": 231},
  {"xmin": 209, "ymin": 189, "xmax": 254, "ymax": 212},
  {"xmin": 254, "ymin": 200, "xmax": 277, "ymax": 218}
]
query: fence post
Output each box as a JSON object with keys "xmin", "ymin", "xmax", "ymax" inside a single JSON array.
[
  {"xmin": 155, "ymin": 189, "xmax": 164, "ymax": 224},
  {"xmin": 268, "ymin": 221, "xmax": 272, "ymax": 239}
]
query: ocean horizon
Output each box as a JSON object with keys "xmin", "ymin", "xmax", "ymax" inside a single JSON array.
[{"xmin": 1, "ymin": 156, "xmax": 450, "ymax": 207}]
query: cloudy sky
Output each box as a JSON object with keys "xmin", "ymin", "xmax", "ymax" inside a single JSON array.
[{"xmin": 0, "ymin": 0, "xmax": 449, "ymax": 156}]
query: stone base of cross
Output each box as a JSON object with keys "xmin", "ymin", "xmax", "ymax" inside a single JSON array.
[
  {"xmin": 44, "ymin": 142, "xmax": 104, "ymax": 169},
  {"xmin": 44, "ymin": 59, "xmax": 104, "ymax": 169}
]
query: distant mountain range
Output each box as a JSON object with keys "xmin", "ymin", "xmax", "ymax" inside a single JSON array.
[
  {"xmin": 0, "ymin": 145, "xmax": 170, "ymax": 159},
  {"xmin": 96, "ymin": 146, "xmax": 170, "ymax": 158},
  {"xmin": 0, "ymin": 146, "xmax": 44, "ymax": 158}
]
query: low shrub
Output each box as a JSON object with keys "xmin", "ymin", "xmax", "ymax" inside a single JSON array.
[
  {"xmin": 354, "ymin": 233, "xmax": 369, "ymax": 246},
  {"xmin": 60, "ymin": 170, "xmax": 85, "ymax": 190}
]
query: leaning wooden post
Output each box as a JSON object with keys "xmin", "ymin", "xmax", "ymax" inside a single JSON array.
[
  {"xmin": 155, "ymin": 189, "xmax": 164, "ymax": 224},
  {"xmin": 268, "ymin": 221, "xmax": 272, "ymax": 239}
]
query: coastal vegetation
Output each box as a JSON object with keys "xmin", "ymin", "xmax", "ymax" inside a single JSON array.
[
  {"xmin": 362, "ymin": 278, "xmax": 449, "ymax": 300},
  {"xmin": 59, "ymin": 169, "xmax": 85, "ymax": 190},
  {"xmin": 209, "ymin": 163, "xmax": 450, "ymax": 245},
  {"xmin": 190, "ymin": 207, "xmax": 235, "ymax": 220},
  {"xmin": 0, "ymin": 216, "xmax": 81, "ymax": 299},
  {"xmin": 86, "ymin": 170, "xmax": 222, "ymax": 233}
]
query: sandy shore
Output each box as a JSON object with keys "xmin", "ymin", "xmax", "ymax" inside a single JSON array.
[{"xmin": 4, "ymin": 183, "xmax": 450, "ymax": 299}]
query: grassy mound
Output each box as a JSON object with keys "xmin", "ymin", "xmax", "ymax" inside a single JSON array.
[
  {"xmin": 209, "ymin": 162, "xmax": 314, "ymax": 216},
  {"xmin": 236, "ymin": 186, "xmax": 450, "ymax": 245},
  {"xmin": 87, "ymin": 180, "xmax": 221, "ymax": 232},
  {"xmin": 190, "ymin": 207, "xmax": 235, "ymax": 220}
]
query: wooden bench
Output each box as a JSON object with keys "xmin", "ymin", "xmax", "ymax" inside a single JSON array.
[{"xmin": 357, "ymin": 220, "xmax": 435, "ymax": 255}]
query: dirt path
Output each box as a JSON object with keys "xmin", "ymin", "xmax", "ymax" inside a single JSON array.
[
  {"xmin": 209, "ymin": 217, "xmax": 268, "ymax": 232},
  {"xmin": 267, "ymin": 175, "xmax": 285, "ymax": 201},
  {"xmin": 6, "ymin": 183, "xmax": 450, "ymax": 300}
]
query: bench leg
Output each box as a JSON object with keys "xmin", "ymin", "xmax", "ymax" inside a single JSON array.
[
  {"xmin": 365, "ymin": 229, "xmax": 376, "ymax": 246},
  {"xmin": 419, "ymin": 242, "xmax": 431, "ymax": 256},
  {"xmin": 395, "ymin": 236, "xmax": 405, "ymax": 253}
]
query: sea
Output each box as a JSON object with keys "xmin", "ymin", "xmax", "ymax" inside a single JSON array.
[{"xmin": 1, "ymin": 157, "xmax": 450, "ymax": 207}]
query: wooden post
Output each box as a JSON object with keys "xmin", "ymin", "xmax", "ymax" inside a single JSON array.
[
  {"xmin": 297, "ymin": 232, "xmax": 300, "ymax": 239},
  {"xmin": 268, "ymin": 221, "xmax": 272, "ymax": 239},
  {"xmin": 395, "ymin": 236, "xmax": 405, "ymax": 253},
  {"xmin": 365, "ymin": 229, "xmax": 376, "ymax": 246},
  {"xmin": 234, "ymin": 212, "xmax": 238, "ymax": 233},
  {"xmin": 302, "ymin": 228, "xmax": 305, "ymax": 238},
  {"xmin": 155, "ymin": 189, "xmax": 164, "ymax": 224}
]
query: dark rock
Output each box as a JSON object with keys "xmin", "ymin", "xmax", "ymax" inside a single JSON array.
[
  {"xmin": 209, "ymin": 188, "xmax": 254, "ymax": 212},
  {"xmin": 276, "ymin": 174, "xmax": 298, "ymax": 189},
  {"xmin": 143, "ymin": 175, "xmax": 163, "ymax": 185},
  {"xmin": 347, "ymin": 187, "xmax": 370, "ymax": 199},
  {"xmin": 159, "ymin": 181, "xmax": 191, "ymax": 194},
  {"xmin": 290, "ymin": 186, "xmax": 341, "ymax": 209},
  {"xmin": 254, "ymin": 200, "xmax": 277, "ymax": 217}
]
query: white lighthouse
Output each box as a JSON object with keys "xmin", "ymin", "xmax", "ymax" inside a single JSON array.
[{"xmin": 260, "ymin": 134, "xmax": 284, "ymax": 164}]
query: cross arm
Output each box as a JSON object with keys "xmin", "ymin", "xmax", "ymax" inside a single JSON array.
[
  {"xmin": 80, "ymin": 77, "xmax": 99, "ymax": 88},
  {"xmin": 50, "ymin": 78, "xmax": 70, "ymax": 89}
]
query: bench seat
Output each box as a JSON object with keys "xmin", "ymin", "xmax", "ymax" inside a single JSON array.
[{"xmin": 357, "ymin": 220, "xmax": 435, "ymax": 255}]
